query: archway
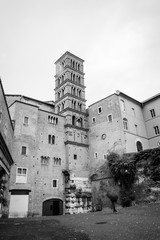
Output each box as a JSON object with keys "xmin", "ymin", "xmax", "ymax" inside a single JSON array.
[
  {"xmin": 42, "ymin": 198, "xmax": 63, "ymax": 216},
  {"xmin": 136, "ymin": 141, "xmax": 143, "ymax": 152}
]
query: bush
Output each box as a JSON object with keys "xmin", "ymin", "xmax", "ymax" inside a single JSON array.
[{"xmin": 120, "ymin": 187, "xmax": 135, "ymax": 207}]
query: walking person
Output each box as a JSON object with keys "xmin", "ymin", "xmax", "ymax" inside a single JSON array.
[{"xmin": 107, "ymin": 189, "xmax": 118, "ymax": 213}]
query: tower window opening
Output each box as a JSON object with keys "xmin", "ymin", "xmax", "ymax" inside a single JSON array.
[
  {"xmin": 48, "ymin": 135, "xmax": 51, "ymax": 144},
  {"xmin": 80, "ymin": 117, "xmax": 83, "ymax": 127},
  {"xmin": 72, "ymin": 116, "xmax": 76, "ymax": 125},
  {"xmin": 52, "ymin": 135, "xmax": 55, "ymax": 144},
  {"xmin": 57, "ymin": 106, "xmax": 60, "ymax": 113},
  {"xmin": 48, "ymin": 116, "xmax": 58, "ymax": 125},
  {"xmin": 76, "ymin": 75, "xmax": 79, "ymax": 82},
  {"xmin": 62, "ymin": 74, "xmax": 64, "ymax": 82},
  {"xmin": 58, "ymin": 78, "xmax": 60, "ymax": 85},
  {"xmin": 62, "ymin": 103, "xmax": 64, "ymax": 111},
  {"xmin": 72, "ymin": 100, "xmax": 76, "ymax": 109},
  {"xmin": 62, "ymin": 61, "xmax": 65, "ymax": 68},
  {"xmin": 78, "ymin": 76, "xmax": 81, "ymax": 84},
  {"xmin": 78, "ymin": 103, "xmax": 82, "ymax": 111},
  {"xmin": 78, "ymin": 63, "xmax": 80, "ymax": 71}
]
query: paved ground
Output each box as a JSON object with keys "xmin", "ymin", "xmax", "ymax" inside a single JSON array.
[{"xmin": 0, "ymin": 203, "xmax": 160, "ymax": 240}]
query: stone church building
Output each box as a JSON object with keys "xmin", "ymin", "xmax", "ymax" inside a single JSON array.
[{"xmin": 1, "ymin": 51, "xmax": 160, "ymax": 217}]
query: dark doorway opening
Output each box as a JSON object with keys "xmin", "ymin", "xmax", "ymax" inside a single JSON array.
[
  {"xmin": 136, "ymin": 141, "xmax": 143, "ymax": 152},
  {"xmin": 42, "ymin": 199, "xmax": 63, "ymax": 216}
]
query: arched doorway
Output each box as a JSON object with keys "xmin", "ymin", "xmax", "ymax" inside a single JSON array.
[
  {"xmin": 42, "ymin": 198, "xmax": 63, "ymax": 216},
  {"xmin": 136, "ymin": 141, "xmax": 143, "ymax": 152}
]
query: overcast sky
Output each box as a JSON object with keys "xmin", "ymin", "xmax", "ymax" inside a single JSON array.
[{"xmin": 0, "ymin": 0, "xmax": 160, "ymax": 107}]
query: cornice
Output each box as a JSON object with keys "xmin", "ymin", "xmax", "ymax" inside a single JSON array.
[
  {"xmin": 54, "ymin": 79, "xmax": 86, "ymax": 91},
  {"xmin": 58, "ymin": 107, "xmax": 88, "ymax": 116},
  {"xmin": 54, "ymin": 51, "xmax": 84, "ymax": 64},
  {"xmin": 64, "ymin": 140, "xmax": 89, "ymax": 148},
  {"xmin": 55, "ymin": 93, "xmax": 86, "ymax": 104}
]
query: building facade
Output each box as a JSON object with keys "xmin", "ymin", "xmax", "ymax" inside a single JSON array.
[
  {"xmin": 0, "ymin": 80, "xmax": 14, "ymax": 216},
  {"xmin": 3, "ymin": 51, "xmax": 160, "ymax": 217}
]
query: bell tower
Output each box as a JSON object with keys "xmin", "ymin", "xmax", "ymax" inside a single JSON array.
[{"xmin": 54, "ymin": 51, "xmax": 89, "ymax": 178}]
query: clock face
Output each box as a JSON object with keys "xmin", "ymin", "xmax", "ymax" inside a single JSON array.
[{"xmin": 102, "ymin": 134, "xmax": 106, "ymax": 140}]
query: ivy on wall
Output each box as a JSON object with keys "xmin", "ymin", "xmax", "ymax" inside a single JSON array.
[
  {"xmin": 134, "ymin": 148, "xmax": 160, "ymax": 182},
  {"xmin": 90, "ymin": 148, "xmax": 160, "ymax": 208},
  {"xmin": 0, "ymin": 178, "xmax": 7, "ymax": 207},
  {"xmin": 107, "ymin": 152, "xmax": 136, "ymax": 207}
]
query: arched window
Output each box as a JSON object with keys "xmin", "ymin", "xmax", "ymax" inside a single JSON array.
[
  {"xmin": 62, "ymin": 61, "xmax": 65, "ymax": 68},
  {"xmin": 57, "ymin": 105, "xmax": 60, "ymax": 113},
  {"xmin": 136, "ymin": 141, "xmax": 143, "ymax": 152},
  {"xmin": 72, "ymin": 116, "xmax": 76, "ymax": 125},
  {"xmin": 58, "ymin": 92, "xmax": 61, "ymax": 99},
  {"xmin": 52, "ymin": 135, "xmax": 55, "ymax": 144},
  {"xmin": 73, "ymin": 87, "xmax": 76, "ymax": 95},
  {"xmin": 76, "ymin": 75, "xmax": 79, "ymax": 82},
  {"xmin": 80, "ymin": 117, "xmax": 83, "ymax": 127},
  {"xmin": 123, "ymin": 118, "xmax": 128, "ymax": 130},
  {"xmin": 62, "ymin": 102, "xmax": 65, "ymax": 110},
  {"xmin": 48, "ymin": 135, "xmax": 51, "ymax": 144},
  {"xmin": 78, "ymin": 103, "xmax": 82, "ymax": 111},
  {"xmin": 51, "ymin": 117, "xmax": 54, "ymax": 124},
  {"xmin": 78, "ymin": 64, "xmax": 80, "ymax": 71},
  {"xmin": 78, "ymin": 76, "xmax": 81, "ymax": 84}
]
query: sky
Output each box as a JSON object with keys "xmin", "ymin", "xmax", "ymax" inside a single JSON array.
[{"xmin": 0, "ymin": 0, "xmax": 160, "ymax": 107}]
